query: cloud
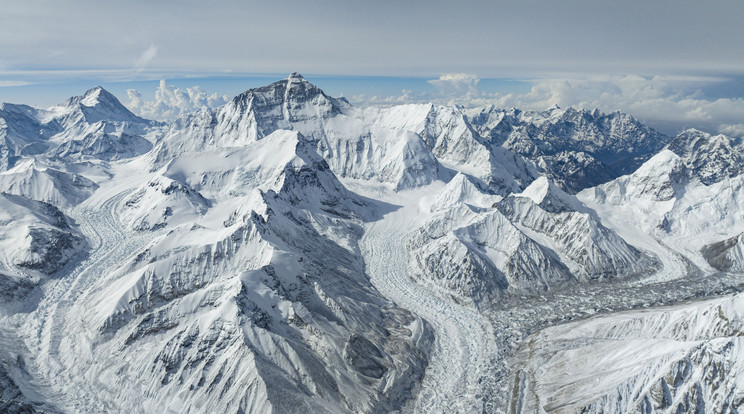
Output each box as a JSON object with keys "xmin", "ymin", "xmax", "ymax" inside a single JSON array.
[
  {"xmin": 492, "ymin": 76, "xmax": 744, "ymax": 137},
  {"xmin": 0, "ymin": 80, "xmax": 32, "ymax": 87},
  {"xmin": 428, "ymin": 73, "xmax": 481, "ymax": 97},
  {"xmin": 134, "ymin": 44, "xmax": 158, "ymax": 72},
  {"xmin": 126, "ymin": 80, "xmax": 229, "ymax": 121},
  {"xmin": 352, "ymin": 74, "xmax": 744, "ymax": 137},
  {"xmin": 718, "ymin": 124, "xmax": 744, "ymax": 138}
]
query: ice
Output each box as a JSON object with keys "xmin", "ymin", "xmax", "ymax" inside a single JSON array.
[{"xmin": 0, "ymin": 73, "xmax": 743, "ymax": 413}]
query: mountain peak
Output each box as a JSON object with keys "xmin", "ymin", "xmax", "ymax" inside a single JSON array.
[
  {"xmin": 666, "ymin": 128, "xmax": 742, "ymax": 185},
  {"xmin": 518, "ymin": 176, "xmax": 584, "ymax": 213},
  {"xmin": 287, "ymin": 72, "xmax": 306, "ymax": 81},
  {"xmin": 224, "ymin": 73, "xmax": 343, "ymax": 134},
  {"xmin": 59, "ymin": 86, "xmax": 147, "ymax": 124},
  {"xmin": 80, "ymin": 86, "xmax": 119, "ymax": 107}
]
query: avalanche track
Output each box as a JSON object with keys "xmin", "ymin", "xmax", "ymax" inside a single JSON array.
[{"xmin": 360, "ymin": 199, "xmax": 494, "ymax": 413}]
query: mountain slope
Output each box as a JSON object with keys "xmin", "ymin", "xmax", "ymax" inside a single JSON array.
[
  {"xmin": 497, "ymin": 177, "xmax": 659, "ymax": 281},
  {"xmin": 18, "ymin": 129, "xmax": 430, "ymax": 413},
  {"xmin": 0, "ymin": 87, "xmax": 158, "ymax": 171},
  {"xmin": 511, "ymin": 292, "xmax": 744, "ymax": 413},
  {"xmin": 0, "ymin": 158, "xmax": 98, "ymax": 208},
  {"xmin": 1, "ymin": 74, "xmax": 743, "ymax": 413},
  {"xmin": 0, "ymin": 193, "xmax": 86, "ymax": 288},
  {"xmin": 466, "ymin": 106, "xmax": 671, "ymax": 192},
  {"xmin": 579, "ymin": 129, "xmax": 744, "ymax": 276}
]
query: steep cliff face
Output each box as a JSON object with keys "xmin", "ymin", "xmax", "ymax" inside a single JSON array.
[{"xmin": 466, "ymin": 106, "xmax": 671, "ymax": 193}]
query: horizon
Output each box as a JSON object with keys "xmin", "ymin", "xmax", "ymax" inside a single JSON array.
[
  {"xmin": 2, "ymin": 1, "xmax": 744, "ymax": 137},
  {"xmin": 2, "ymin": 71, "xmax": 743, "ymax": 138}
]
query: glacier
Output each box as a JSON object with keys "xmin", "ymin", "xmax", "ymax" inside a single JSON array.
[{"xmin": 0, "ymin": 73, "xmax": 742, "ymax": 413}]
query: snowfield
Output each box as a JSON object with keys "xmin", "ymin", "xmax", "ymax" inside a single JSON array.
[{"xmin": 0, "ymin": 74, "xmax": 743, "ymax": 413}]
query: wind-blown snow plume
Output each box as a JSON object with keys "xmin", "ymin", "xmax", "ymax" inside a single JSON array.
[{"xmin": 126, "ymin": 80, "xmax": 229, "ymax": 121}]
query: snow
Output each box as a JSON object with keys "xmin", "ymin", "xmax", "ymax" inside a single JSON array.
[
  {"xmin": 517, "ymin": 175, "xmax": 586, "ymax": 213},
  {"xmin": 0, "ymin": 158, "xmax": 98, "ymax": 207},
  {"xmin": 357, "ymin": 182, "xmax": 495, "ymax": 413},
  {"xmin": 512, "ymin": 293, "xmax": 744, "ymax": 413},
  {"xmin": 1, "ymin": 73, "xmax": 744, "ymax": 413},
  {"xmin": 429, "ymin": 172, "xmax": 500, "ymax": 212},
  {"xmin": 0, "ymin": 193, "xmax": 85, "ymax": 279}
]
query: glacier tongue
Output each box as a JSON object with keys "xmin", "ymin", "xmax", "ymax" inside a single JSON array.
[{"xmin": 357, "ymin": 183, "xmax": 494, "ymax": 413}]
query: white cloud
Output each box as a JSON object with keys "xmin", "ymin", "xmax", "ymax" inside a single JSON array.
[
  {"xmin": 493, "ymin": 76, "xmax": 744, "ymax": 136},
  {"xmin": 354, "ymin": 74, "xmax": 744, "ymax": 137},
  {"xmin": 134, "ymin": 44, "xmax": 158, "ymax": 72},
  {"xmin": 719, "ymin": 124, "xmax": 744, "ymax": 138},
  {"xmin": 0, "ymin": 80, "xmax": 32, "ymax": 87},
  {"xmin": 126, "ymin": 80, "xmax": 229, "ymax": 121},
  {"xmin": 428, "ymin": 73, "xmax": 481, "ymax": 97}
]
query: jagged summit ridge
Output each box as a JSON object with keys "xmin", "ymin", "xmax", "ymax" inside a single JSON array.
[
  {"xmin": 465, "ymin": 105, "xmax": 671, "ymax": 192},
  {"xmin": 666, "ymin": 128, "xmax": 743, "ymax": 185}
]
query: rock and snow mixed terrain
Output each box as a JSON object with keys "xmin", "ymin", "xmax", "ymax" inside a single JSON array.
[
  {"xmin": 0, "ymin": 73, "xmax": 742, "ymax": 413},
  {"xmin": 511, "ymin": 293, "xmax": 744, "ymax": 413}
]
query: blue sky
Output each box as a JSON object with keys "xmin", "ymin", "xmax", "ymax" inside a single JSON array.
[
  {"xmin": 1, "ymin": 1, "xmax": 744, "ymax": 136},
  {"xmin": 0, "ymin": 73, "xmax": 532, "ymax": 107}
]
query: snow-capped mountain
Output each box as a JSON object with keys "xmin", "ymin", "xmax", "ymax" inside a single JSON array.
[
  {"xmin": 0, "ymin": 158, "xmax": 98, "ymax": 208},
  {"xmin": 497, "ymin": 177, "xmax": 659, "ymax": 281},
  {"xmin": 0, "ymin": 193, "xmax": 86, "ymax": 290},
  {"xmin": 666, "ymin": 128, "xmax": 743, "ymax": 185},
  {"xmin": 511, "ymin": 292, "xmax": 744, "ymax": 413},
  {"xmin": 406, "ymin": 174, "xmax": 659, "ymax": 304},
  {"xmin": 0, "ymin": 86, "xmax": 158, "ymax": 172},
  {"xmin": 0, "ymin": 74, "xmax": 743, "ymax": 413},
  {"xmin": 466, "ymin": 106, "xmax": 671, "ymax": 193},
  {"xmin": 44, "ymin": 128, "xmax": 430, "ymax": 412},
  {"xmin": 579, "ymin": 129, "xmax": 744, "ymax": 276}
]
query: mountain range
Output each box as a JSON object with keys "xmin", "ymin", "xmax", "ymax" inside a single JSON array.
[{"xmin": 0, "ymin": 73, "xmax": 742, "ymax": 413}]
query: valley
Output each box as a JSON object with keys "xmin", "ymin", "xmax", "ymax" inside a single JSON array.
[{"xmin": 0, "ymin": 74, "xmax": 743, "ymax": 413}]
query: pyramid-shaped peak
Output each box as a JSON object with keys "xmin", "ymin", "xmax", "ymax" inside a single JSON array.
[
  {"xmin": 54, "ymin": 86, "xmax": 148, "ymax": 124},
  {"xmin": 228, "ymin": 73, "xmax": 344, "ymax": 123},
  {"xmin": 430, "ymin": 172, "xmax": 497, "ymax": 211},
  {"xmin": 520, "ymin": 176, "xmax": 554, "ymax": 204},
  {"xmin": 235, "ymin": 73, "xmax": 319, "ymax": 100},
  {"xmin": 518, "ymin": 176, "xmax": 584, "ymax": 213},
  {"xmin": 80, "ymin": 86, "xmax": 121, "ymax": 107}
]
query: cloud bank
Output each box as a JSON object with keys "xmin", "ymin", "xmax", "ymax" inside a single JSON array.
[{"xmin": 126, "ymin": 80, "xmax": 229, "ymax": 121}]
